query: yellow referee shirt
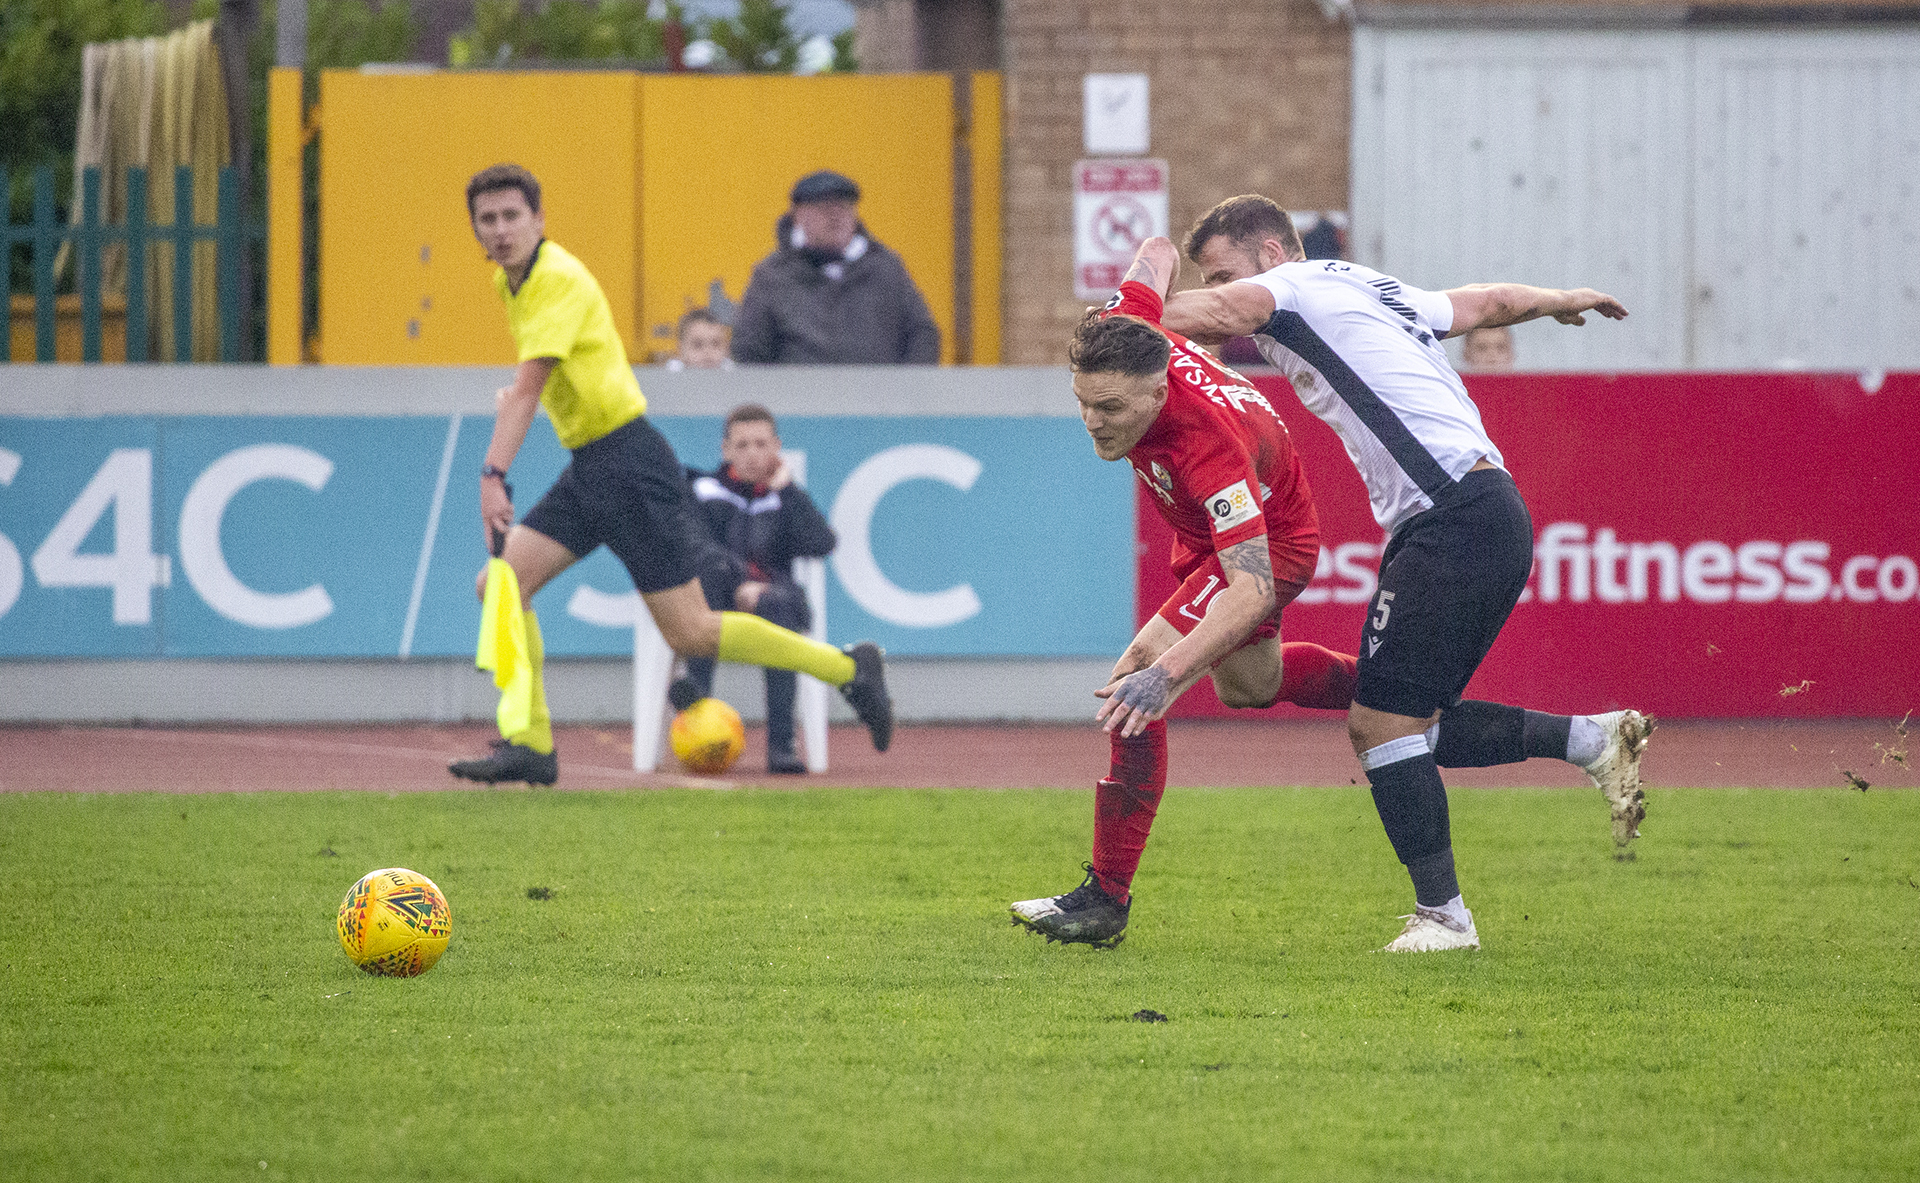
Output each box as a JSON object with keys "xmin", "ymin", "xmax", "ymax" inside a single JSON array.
[{"xmin": 493, "ymin": 240, "xmax": 646, "ymax": 450}]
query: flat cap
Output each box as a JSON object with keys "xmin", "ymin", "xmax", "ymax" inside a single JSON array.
[{"xmin": 790, "ymin": 170, "xmax": 860, "ymax": 205}]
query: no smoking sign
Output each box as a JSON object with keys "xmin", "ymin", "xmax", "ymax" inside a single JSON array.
[{"xmin": 1074, "ymin": 159, "xmax": 1168, "ymax": 300}]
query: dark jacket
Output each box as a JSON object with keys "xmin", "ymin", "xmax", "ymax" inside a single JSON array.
[
  {"xmin": 730, "ymin": 214, "xmax": 941, "ymax": 364},
  {"xmin": 685, "ymin": 464, "xmax": 836, "ymax": 610}
]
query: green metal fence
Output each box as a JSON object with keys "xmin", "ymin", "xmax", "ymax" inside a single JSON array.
[{"xmin": 2, "ymin": 165, "xmax": 257, "ymax": 363}]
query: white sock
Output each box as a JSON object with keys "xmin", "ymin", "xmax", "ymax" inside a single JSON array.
[
  {"xmin": 1568, "ymin": 715, "xmax": 1608, "ymax": 768},
  {"xmin": 1359, "ymin": 733, "xmax": 1432, "ymax": 772},
  {"xmin": 1418, "ymin": 894, "xmax": 1473, "ymax": 932}
]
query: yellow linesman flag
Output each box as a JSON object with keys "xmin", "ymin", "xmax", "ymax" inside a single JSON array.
[{"xmin": 476, "ymin": 558, "xmax": 533, "ymax": 738}]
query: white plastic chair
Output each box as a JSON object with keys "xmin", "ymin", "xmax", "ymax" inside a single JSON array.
[{"xmin": 631, "ymin": 451, "xmax": 829, "ymax": 773}]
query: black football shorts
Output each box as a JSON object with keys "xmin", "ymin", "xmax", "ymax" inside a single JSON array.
[
  {"xmin": 521, "ymin": 415, "xmax": 700, "ymax": 595},
  {"xmin": 1352, "ymin": 468, "xmax": 1535, "ymax": 719}
]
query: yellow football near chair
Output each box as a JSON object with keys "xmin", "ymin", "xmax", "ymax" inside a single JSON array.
[{"xmin": 671, "ymin": 698, "xmax": 747, "ymax": 775}]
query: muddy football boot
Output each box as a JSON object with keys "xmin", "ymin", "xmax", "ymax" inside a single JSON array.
[
  {"xmin": 838, "ymin": 641, "xmax": 894, "ymax": 752},
  {"xmin": 1581, "ymin": 709, "xmax": 1655, "ymax": 848},
  {"xmin": 449, "ymin": 739, "xmax": 558, "ymax": 786},
  {"xmin": 1010, "ymin": 865, "xmax": 1131, "ymax": 949},
  {"xmin": 1381, "ymin": 908, "xmax": 1481, "ymax": 952}
]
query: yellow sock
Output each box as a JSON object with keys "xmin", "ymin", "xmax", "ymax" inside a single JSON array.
[
  {"xmin": 507, "ymin": 609, "xmax": 555, "ymax": 755},
  {"xmin": 717, "ymin": 611, "xmax": 855, "ymax": 685}
]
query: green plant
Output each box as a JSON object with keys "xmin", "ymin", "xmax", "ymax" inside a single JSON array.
[
  {"xmin": 708, "ymin": 0, "xmax": 800, "ymax": 73},
  {"xmin": 450, "ymin": 0, "xmax": 668, "ymax": 67},
  {"xmin": 1, "ymin": 0, "xmax": 167, "ymax": 290},
  {"xmin": 830, "ymin": 27, "xmax": 858, "ymax": 73},
  {"xmin": 0, "ymin": 0, "xmax": 166, "ymax": 179},
  {"xmin": 306, "ymin": 0, "xmax": 418, "ymax": 69}
]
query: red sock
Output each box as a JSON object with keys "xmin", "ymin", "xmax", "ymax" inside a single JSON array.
[
  {"xmin": 1090, "ymin": 720, "xmax": 1167, "ymax": 903},
  {"xmin": 1276, "ymin": 642, "xmax": 1358, "ymax": 710}
]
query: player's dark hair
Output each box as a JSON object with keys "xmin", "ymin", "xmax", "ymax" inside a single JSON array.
[
  {"xmin": 1068, "ymin": 311, "xmax": 1171, "ymax": 379},
  {"xmin": 1183, "ymin": 194, "xmax": 1302, "ymax": 264},
  {"xmin": 678, "ymin": 307, "xmax": 723, "ymax": 338},
  {"xmin": 725, "ymin": 403, "xmax": 778, "ymax": 437},
  {"xmin": 466, "ymin": 163, "xmax": 542, "ymax": 217}
]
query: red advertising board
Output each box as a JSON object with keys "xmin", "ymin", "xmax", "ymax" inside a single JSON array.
[{"xmin": 1137, "ymin": 372, "xmax": 1920, "ymax": 719}]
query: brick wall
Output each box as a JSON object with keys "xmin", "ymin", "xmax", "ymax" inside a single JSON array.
[
  {"xmin": 1000, "ymin": 0, "xmax": 1352, "ymax": 364},
  {"xmin": 852, "ymin": 0, "xmax": 919, "ymax": 72}
]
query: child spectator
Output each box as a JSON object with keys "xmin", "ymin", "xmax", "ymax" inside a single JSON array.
[
  {"xmin": 1460, "ymin": 325, "xmax": 1516, "ymax": 372},
  {"xmin": 666, "ymin": 307, "xmax": 735, "ymax": 370}
]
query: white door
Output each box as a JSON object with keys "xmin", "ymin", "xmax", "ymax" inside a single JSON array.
[
  {"xmin": 1690, "ymin": 30, "xmax": 1920, "ymax": 370},
  {"xmin": 1353, "ymin": 26, "xmax": 1920, "ymax": 371}
]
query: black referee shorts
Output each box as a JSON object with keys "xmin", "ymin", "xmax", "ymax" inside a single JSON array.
[
  {"xmin": 1353, "ymin": 468, "xmax": 1535, "ymax": 719},
  {"xmin": 521, "ymin": 415, "xmax": 701, "ymax": 595}
]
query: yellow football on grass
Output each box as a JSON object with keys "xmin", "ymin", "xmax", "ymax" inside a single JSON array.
[
  {"xmin": 671, "ymin": 697, "xmax": 746, "ymax": 774},
  {"xmin": 336, "ymin": 867, "xmax": 451, "ymax": 977}
]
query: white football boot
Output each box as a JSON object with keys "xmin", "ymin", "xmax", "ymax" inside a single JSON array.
[
  {"xmin": 1581, "ymin": 709, "xmax": 1655, "ymax": 848},
  {"xmin": 1381, "ymin": 909, "xmax": 1480, "ymax": 952}
]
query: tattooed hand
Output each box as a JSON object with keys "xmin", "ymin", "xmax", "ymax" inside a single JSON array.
[{"xmin": 1096, "ymin": 664, "xmax": 1174, "ymax": 737}]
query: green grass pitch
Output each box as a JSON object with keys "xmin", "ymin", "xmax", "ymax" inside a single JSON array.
[{"xmin": 2, "ymin": 784, "xmax": 1916, "ymax": 1181}]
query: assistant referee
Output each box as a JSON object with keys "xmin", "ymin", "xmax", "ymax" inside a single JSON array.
[{"xmin": 450, "ymin": 164, "xmax": 892, "ymax": 785}]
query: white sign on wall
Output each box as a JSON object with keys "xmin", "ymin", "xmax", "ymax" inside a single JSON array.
[
  {"xmin": 1073, "ymin": 159, "xmax": 1169, "ymax": 300},
  {"xmin": 1083, "ymin": 73, "xmax": 1150, "ymax": 155}
]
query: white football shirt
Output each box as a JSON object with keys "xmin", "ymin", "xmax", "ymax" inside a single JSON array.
[{"xmin": 1242, "ymin": 260, "xmax": 1504, "ymax": 535}]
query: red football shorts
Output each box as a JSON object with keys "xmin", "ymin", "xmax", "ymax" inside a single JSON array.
[{"xmin": 1155, "ymin": 535, "xmax": 1317, "ymax": 650}]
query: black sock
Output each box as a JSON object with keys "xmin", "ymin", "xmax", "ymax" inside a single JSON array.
[
  {"xmin": 685, "ymin": 656, "xmax": 716, "ymax": 698},
  {"xmin": 1436, "ymin": 701, "xmax": 1572, "ymax": 767},
  {"xmin": 1364, "ymin": 749, "xmax": 1454, "ymax": 905},
  {"xmin": 1521, "ymin": 710, "xmax": 1573, "ymax": 761},
  {"xmin": 1433, "ymin": 700, "xmax": 1524, "ymax": 767},
  {"xmin": 1407, "ymin": 848, "xmax": 1460, "ymax": 908},
  {"xmin": 764, "ymin": 668, "xmax": 797, "ymax": 755}
]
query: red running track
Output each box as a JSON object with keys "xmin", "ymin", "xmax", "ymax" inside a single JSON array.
[{"xmin": 0, "ymin": 718, "xmax": 1910, "ymax": 794}]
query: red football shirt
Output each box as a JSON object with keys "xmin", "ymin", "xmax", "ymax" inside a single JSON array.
[{"xmin": 1105, "ymin": 281, "xmax": 1320, "ymax": 585}]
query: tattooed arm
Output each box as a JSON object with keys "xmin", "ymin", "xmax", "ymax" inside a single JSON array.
[
  {"xmin": 1119, "ymin": 237, "xmax": 1182, "ymax": 301},
  {"xmin": 1096, "ymin": 534, "xmax": 1277, "ymax": 737},
  {"xmin": 1444, "ymin": 283, "xmax": 1628, "ymax": 334}
]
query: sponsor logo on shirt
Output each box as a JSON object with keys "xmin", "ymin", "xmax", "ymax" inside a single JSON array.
[
  {"xmin": 1207, "ymin": 479, "xmax": 1260, "ymax": 534},
  {"xmin": 1132, "ymin": 462, "xmax": 1175, "ymax": 507}
]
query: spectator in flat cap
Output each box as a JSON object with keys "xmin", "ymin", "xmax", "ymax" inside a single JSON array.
[{"xmin": 731, "ymin": 170, "xmax": 941, "ymax": 365}]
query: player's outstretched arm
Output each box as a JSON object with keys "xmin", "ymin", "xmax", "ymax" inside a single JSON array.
[
  {"xmin": 1162, "ymin": 282, "xmax": 1277, "ymax": 346},
  {"xmin": 1096, "ymin": 535, "xmax": 1277, "ymax": 737},
  {"xmin": 1120, "ymin": 236, "xmax": 1182, "ymax": 300},
  {"xmin": 1445, "ymin": 283, "xmax": 1629, "ymax": 333}
]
